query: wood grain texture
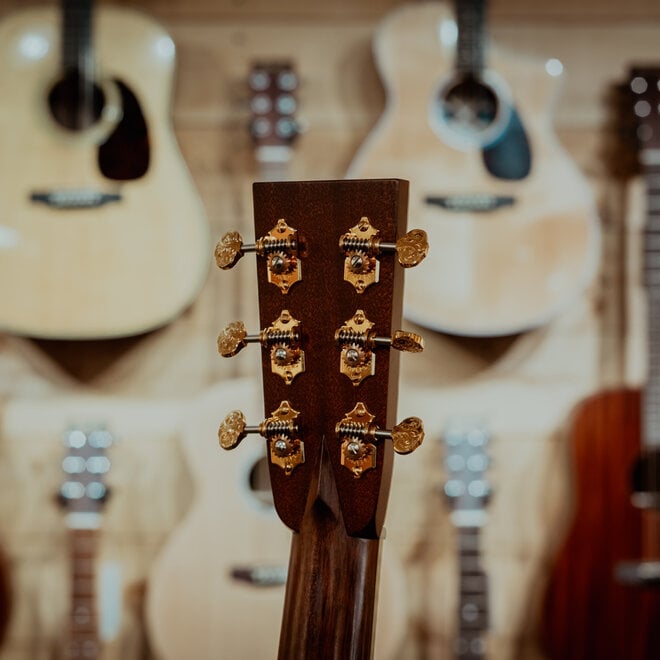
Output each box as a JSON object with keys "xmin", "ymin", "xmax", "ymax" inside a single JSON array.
[{"xmin": 541, "ymin": 389, "xmax": 660, "ymax": 660}]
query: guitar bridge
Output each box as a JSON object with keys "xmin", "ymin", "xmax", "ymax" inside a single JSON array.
[{"xmin": 30, "ymin": 189, "xmax": 121, "ymax": 209}]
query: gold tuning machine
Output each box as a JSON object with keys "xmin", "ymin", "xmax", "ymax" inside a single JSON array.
[
  {"xmin": 217, "ymin": 310, "xmax": 304, "ymax": 384},
  {"xmin": 339, "ymin": 216, "xmax": 428, "ymax": 292},
  {"xmin": 335, "ymin": 310, "xmax": 424, "ymax": 385},
  {"xmin": 335, "ymin": 402, "xmax": 424, "ymax": 478},
  {"xmin": 218, "ymin": 401, "xmax": 304, "ymax": 475},
  {"xmin": 215, "ymin": 218, "xmax": 301, "ymax": 293}
]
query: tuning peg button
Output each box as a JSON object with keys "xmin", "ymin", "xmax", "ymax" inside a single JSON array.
[
  {"xmin": 339, "ymin": 217, "xmax": 428, "ymax": 292},
  {"xmin": 218, "ymin": 401, "xmax": 304, "ymax": 475},
  {"xmin": 335, "ymin": 402, "xmax": 424, "ymax": 478},
  {"xmin": 217, "ymin": 310, "xmax": 304, "ymax": 384},
  {"xmin": 215, "ymin": 219, "xmax": 301, "ymax": 293},
  {"xmin": 335, "ymin": 310, "xmax": 424, "ymax": 385}
]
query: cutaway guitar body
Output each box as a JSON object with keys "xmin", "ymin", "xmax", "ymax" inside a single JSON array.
[
  {"xmin": 0, "ymin": 6, "xmax": 208, "ymax": 339},
  {"xmin": 542, "ymin": 389, "xmax": 660, "ymax": 659},
  {"xmin": 348, "ymin": 1, "xmax": 599, "ymax": 336}
]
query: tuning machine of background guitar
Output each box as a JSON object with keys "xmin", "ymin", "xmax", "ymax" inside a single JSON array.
[
  {"xmin": 335, "ymin": 402, "xmax": 424, "ymax": 478},
  {"xmin": 215, "ymin": 218, "xmax": 301, "ymax": 293},
  {"xmin": 335, "ymin": 309, "xmax": 423, "ymax": 385},
  {"xmin": 218, "ymin": 401, "xmax": 304, "ymax": 476},
  {"xmin": 339, "ymin": 216, "xmax": 428, "ymax": 292},
  {"xmin": 217, "ymin": 310, "xmax": 304, "ymax": 384}
]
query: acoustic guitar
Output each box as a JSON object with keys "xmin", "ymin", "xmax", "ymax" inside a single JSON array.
[
  {"xmin": 443, "ymin": 420, "xmax": 492, "ymax": 659},
  {"xmin": 57, "ymin": 425, "xmax": 114, "ymax": 658},
  {"xmin": 348, "ymin": 0, "xmax": 599, "ymax": 337},
  {"xmin": 541, "ymin": 67, "xmax": 660, "ymax": 660},
  {"xmin": 214, "ymin": 178, "xmax": 428, "ymax": 657},
  {"xmin": 0, "ymin": 0, "xmax": 209, "ymax": 339}
]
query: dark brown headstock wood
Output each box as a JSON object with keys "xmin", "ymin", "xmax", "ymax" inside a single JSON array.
[{"xmin": 253, "ymin": 179, "xmax": 408, "ymax": 538}]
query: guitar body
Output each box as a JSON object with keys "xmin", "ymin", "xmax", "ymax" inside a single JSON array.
[
  {"xmin": 348, "ymin": 2, "xmax": 599, "ymax": 336},
  {"xmin": 542, "ymin": 389, "xmax": 660, "ymax": 659},
  {"xmin": 0, "ymin": 6, "xmax": 209, "ymax": 339},
  {"xmin": 146, "ymin": 380, "xmax": 407, "ymax": 659}
]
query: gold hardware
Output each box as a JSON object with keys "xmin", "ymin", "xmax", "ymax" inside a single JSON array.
[
  {"xmin": 218, "ymin": 401, "xmax": 304, "ymax": 475},
  {"xmin": 217, "ymin": 310, "xmax": 304, "ymax": 384},
  {"xmin": 335, "ymin": 310, "xmax": 424, "ymax": 385},
  {"xmin": 335, "ymin": 402, "xmax": 424, "ymax": 478},
  {"xmin": 215, "ymin": 218, "xmax": 301, "ymax": 293},
  {"xmin": 339, "ymin": 217, "xmax": 429, "ymax": 292}
]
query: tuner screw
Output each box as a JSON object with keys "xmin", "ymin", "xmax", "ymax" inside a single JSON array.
[
  {"xmin": 218, "ymin": 401, "xmax": 304, "ymax": 475},
  {"xmin": 335, "ymin": 310, "xmax": 424, "ymax": 385},
  {"xmin": 339, "ymin": 217, "xmax": 428, "ymax": 292},
  {"xmin": 336, "ymin": 402, "xmax": 424, "ymax": 478},
  {"xmin": 217, "ymin": 311, "xmax": 304, "ymax": 384}
]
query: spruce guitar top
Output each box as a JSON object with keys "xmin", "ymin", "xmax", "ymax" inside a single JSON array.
[
  {"xmin": 215, "ymin": 178, "xmax": 428, "ymax": 657},
  {"xmin": 0, "ymin": 1, "xmax": 208, "ymax": 339},
  {"xmin": 348, "ymin": 1, "xmax": 599, "ymax": 337}
]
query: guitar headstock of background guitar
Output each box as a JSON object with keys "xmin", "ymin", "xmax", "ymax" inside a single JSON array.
[
  {"xmin": 58, "ymin": 427, "xmax": 113, "ymax": 521},
  {"xmin": 215, "ymin": 179, "xmax": 428, "ymax": 538},
  {"xmin": 627, "ymin": 67, "xmax": 660, "ymax": 155},
  {"xmin": 443, "ymin": 421, "xmax": 492, "ymax": 525},
  {"xmin": 247, "ymin": 61, "xmax": 301, "ymax": 172}
]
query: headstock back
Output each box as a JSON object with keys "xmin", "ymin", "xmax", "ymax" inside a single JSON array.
[
  {"xmin": 59, "ymin": 428, "xmax": 113, "ymax": 521},
  {"xmin": 217, "ymin": 179, "xmax": 428, "ymax": 539},
  {"xmin": 443, "ymin": 421, "xmax": 491, "ymax": 525}
]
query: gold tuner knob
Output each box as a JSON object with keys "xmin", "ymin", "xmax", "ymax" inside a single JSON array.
[
  {"xmin": 377, "ymin": 229, "xmax": 429, "ymax": 268},
  {"xmin": 218, "ymin": 401, "xmax": 304, "ymax": 475},
  {"xmin": 336, "ymin": 403, "xmax": 424, "ymax": 477},
  {"xmin": 215, "ymin": 231, "xmax": 257, "ymax": 270},
  {"xmin": 336, "ymin": 310, "xmax": 424, "ymax": 385},
  {"xmin": 215, "ymin": 219, "xmax": 301, "ymax": 293},
  {"xmin": 386, "ymin": 417, "xmax": 425, "ymax": 455},
  {"xmin": 217, "ymin": 311, "xmax": 304, "ymax": 384}
]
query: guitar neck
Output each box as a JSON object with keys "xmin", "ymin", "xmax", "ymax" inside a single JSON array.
[
  {"xmin": 454, "ymin": 0, "xmax": 487, "ymax": 77},
  {"xmin": 456, "ymin": 526, "xmax": 488, "ymax": 658},
  {"xmin": 642, "ymin": 162, "xmax": 660, "ymax": 449},
  {"xmin": 68, "ymin": 527, "xmax": 100, "ymax": 657},
  {"xmin": 278, "ymin": 446, "xmax": 381, "ymax": 659},
  {"xmin": 61, "ymin": 0, "xmax": 94, "ymax": 76}
]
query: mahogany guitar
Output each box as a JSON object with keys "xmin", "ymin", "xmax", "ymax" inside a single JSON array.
[
  {"xmin": 57, "ymin": 425, "xmax": 114, "ymax": 659},
  {"xmin": 214, "ymin": 178, "xmax": 429, "ymax": 657},
  {"xmin": 443, "ymin": 420, "xmax": 491, "ymax": 659},
  {"xmin": 541, "ymin": 67, "xmax": 660, "ymax": 660},
  {"xmin": 0, "ymin": 0, "xmax": 209, "ymax": 339},
  {"xmin": 348, "ymin": 0, "xmax": 599, "ymax": 337}
]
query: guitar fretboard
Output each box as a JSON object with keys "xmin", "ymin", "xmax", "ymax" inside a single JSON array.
[
  {"xmin": 642, "ymin": 163, "xmax": 660, "ymax": 448},
  {"xmin": 62, "ymin": 0, "xmax": 94, "ymax": 75},
  {"xmin": 456, "ymin": 526, "xmax": 488, "ymax": 659},
  {"xmin": 454, "ymin": 0, "xmax": 486, "ymax": 77},
  {"xmin": 68, "ymin": 527, "xmax": 100, "ymax": 659}
]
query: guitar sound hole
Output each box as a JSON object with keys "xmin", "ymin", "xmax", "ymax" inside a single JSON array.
[
  {"xmin": 48, "ymin": 71, "xmax": 105, "ymax": 131},
  {"xmin": 248, "ymin": 456, "xmax": 274, "ymax": 507},
  {"xmin": 436, "ymin": 75, "xmax": 499, "ymax": 145}
]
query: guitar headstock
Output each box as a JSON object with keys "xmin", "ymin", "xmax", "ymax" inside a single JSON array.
[
  {"xmin": 248, "ymin": 62, "xmax": 300, "ymax": 165},
  {"xmin": 443, "ymin": 421, "xmax": 491, "ymax": 526},
  {"xmin": 58, "ymin": 427, "xmax": 113, "ymax": 522},
  {"xmin": 629, "ymin": 67, "xmax": 660, "ymax": 155},
  {"xmin": 216, "ymin": 179, "xmax": 428, "ymax": 539}
]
